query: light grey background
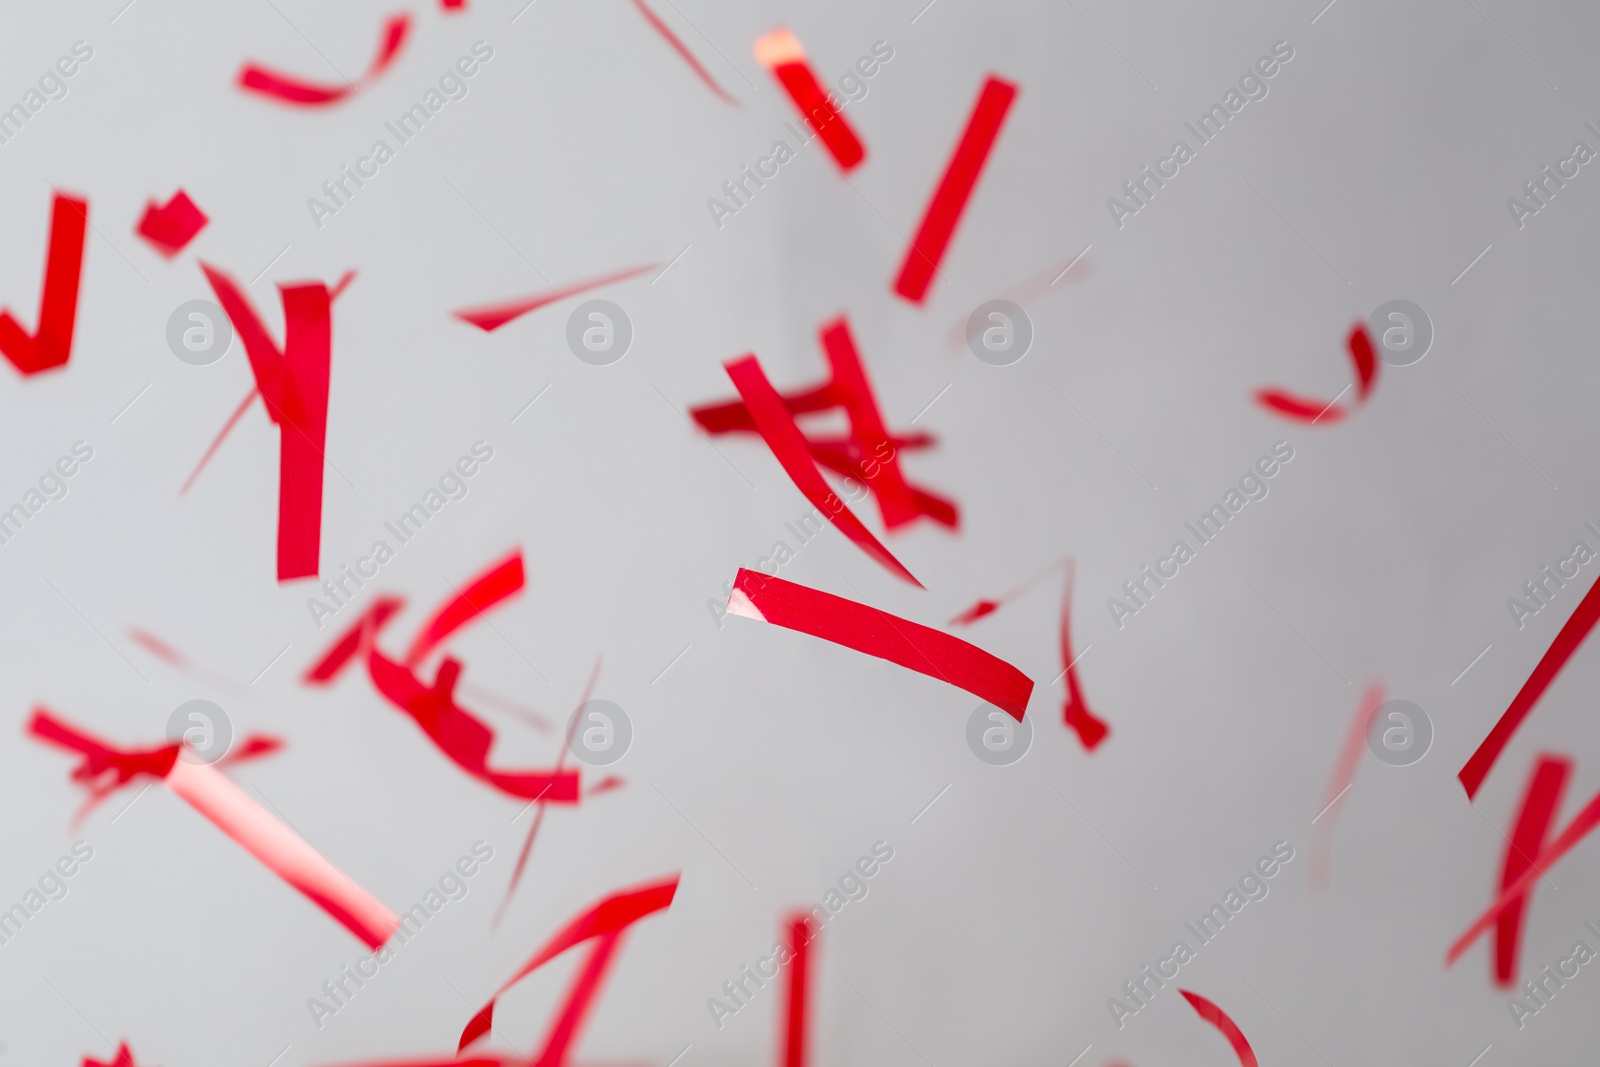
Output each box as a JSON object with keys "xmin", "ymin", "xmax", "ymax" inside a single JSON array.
[{"xmin": 0, "ymin": 0, "xmax": 1598, "ymax": 1064}]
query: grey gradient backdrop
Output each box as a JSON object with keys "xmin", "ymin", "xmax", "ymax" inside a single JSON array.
[{"xmin": 1, "ymin": 0, "xmax": 1598, "ymax": 1064}]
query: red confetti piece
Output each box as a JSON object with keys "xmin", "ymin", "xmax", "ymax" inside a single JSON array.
[
  {"xmin": 754, "ymin": 29, "xmax": 864, "ymax": 172},
  {"xmin": 783, "ymin": 914, "xmax": 814, "ymax": 1067},
  {"xmin": 1059, "ymin": 561, "xmax": 1109, "ymax": 750},
  {"xmin": 949, "ymin": 599, "xmax": 1001, "ymax": 626},
  {"xmin": 1447, "ymin": 779, "xmax": 1600, "ymax": 966},
  {"xmin": 725, "ymin": 354, "xmax": 922, "ymax": 586},
  {"xmin": 892, "ymin": 77, "xmax": 1018, "ymax": 304},
  {"xmin": 30, "ymin": 709, "xmax": 397, "ymax": 947},
  {"xmin": 1308, "ymin": 683, "xmax": 1384, "ymax": 891},
  {"xmin": 948, "ymin": 557, "xmax": 1066, "ymax": 626},
  {"xmin": 628, "ymin": 0, "xmax": 738, "ymax": 105},
  {"xmin": 1495, "ymin": 754, "xmax": 1569, "ymax": 987},
  {"xmin": 83, "ymin": 1045, "xmax": 141, "ymax": 1067},
  {"xmin": 136, "ymin": 189, "xmax": 207, "ymax": 258},
  {"xmin": 239, "ymin": 14, "xmax": 410, "ymax": 107},
  {"xmin": 819, "ymin": 318, "xmax": 920, "ymax": 528},
  {"xmin": 200, "ymin": 263, "xmax": 332, "ymax": 582},
  {"xmin": 454, "ymin": 264, "xmax": 659, "ymax": 332},
  {"xmin": 1254, "ymin": 325, "xmax": 1377, "ymax": 424},
  {"xmin": 0, "ymin": 193, "xmax": 87, "ymax": 376},
  {"xmin": 442, "ymin": 0, "xmax": 465, "ymax": 9},
  {"xmin": 458, "ymin": 876, "xmax": 680, "ymax": 1055},
  {"xmin": 588, "ymin": 775, "xmax": 625, "ymax": 796},
  {"xmin": 402, "ymin": 550, "xmax": 526, "ymax": 668},
  {"xmin": 1179, "ymin": 990, "xmax": 1259, "ymax": 1067},
  {"xmin": 304, "ymin": 596, "xmax": 407, "ymax": 683},
  {"xmin": 1459, "ymin": 570, "xmax": 1600, "ymax": 799},
  {"xmin": 727, "ymin": 568, "xmax": 1034, "ymax": 720}
]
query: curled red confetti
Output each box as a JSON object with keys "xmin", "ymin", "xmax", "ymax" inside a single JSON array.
[
  {"xmin": 893, "ymin": 77, "xmax": 1018, "ymax": 304},
  {"xmin": 1254, "ymin": 324, "xmax": 1377, "ymax": 424},
  {"xmin": 136, "ymin": 189, "xmax": 207, "ymax": 257},
  {"xmin": 1459, "ymin": 571, "xmax": 1600, "ymax": 799},
  {"xmin": 458, "ymin": 876, "xmax": 680, "ymax": 1054},
  {"xmin": 783, "ymin": 914, "xmax": 814, "ymax": 1067},
  {"xmin": 754, "ymin": 29, "xmax": 864, "ymax": 171},
  {"xmin": 725, "ymin": 354, "xmax": 922, "ymax": 586},
  {"xmin": 402, "ymin": 550, "xmax": 526, "ymax": 668},
  {"xmin": 727, "ymin": 568, "xmax": 1034, "ymax": 720},
  {"xmin": 0, "ymin": 193, "xmax": 87, "ymax": 376},
  {"xmin": 239, "ymin": 14, "xmax": 410, "ymax": 106},
  {"xmin": 29, "ymin": 709, "xmax": 397, "ymax": 948},
  {"xmin": 628, "ymin": 0, "xmax": 738, "ymax": 105},
  {"xmin": 1495, "ymin": 754, "xmax": 1569, "ymax": 987},
  {"xmin": 1448, "ymin": 779, "xmax": 1600, "ymax": 966},
  {"xmin": 1309, "ymin": 682, "xmax": 1384, "ymax": 891},
  {"xmin": 454, "ymin": 264, "xmax": 659, "ymax": 332},
  {"xmin": 1059, "ymin": 561, "xmax": 1109, "ymax": 750},
  {"xmin": 200, "ymin": 263, "xmax": 332, "ymax": 582},
  {"xmin": 1179, "ymin": 990, "xmax": 1258, "ymax": 1067}
]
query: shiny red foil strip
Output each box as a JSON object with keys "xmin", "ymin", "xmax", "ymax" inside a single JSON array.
[
  {"xmin": 1059, "ymin": 561, "xmax": 1108, "ymax": 749},
  {"xmin": 239, "ymin": 14, "xmax": 410, "ymax": 106},
  {"xmin": 30, "ymin": 709, "xmax": 397, "ymax": 947},
  {"xmin": 1309, "ymin": 683, "xmax": 1384, "ymax": 891},
  {"xmin": 0, "ymin": 193, "xmax": 88, "ymax": 376},
  {"xmin": 783, "ymin": 915, "xmax": 813, "ymax": 1067},
  {"xmin": 200, "ymin": 263, "xmax": 332, "ymax": 581},
  {"xmin": 402, "ymin": 550, "xmax": 526, "ymax": 668},
  {"xmin": 1254, "ymin": 325, "xmax": 1377, "ymax": 424},
  {"xmin": 727, "ymin": 569, "xmax": 1034, "ymax": 719},
  {"xmin": 755, "ymin": 30, "xmax": 863, "ymax": 171},
  {"xmin": 1448, "ymin": 782, "xmax": 1600, "ymax": 966},
  {"xmin": 725, "ymin": 355, "xmax": 922, "ymax": 586},
  {"xmin": 892, "ymin": 76, "xmax": 1018, "ymax": 304},
  {"xmin": 454, "ymin": 264, "xmax": 659, "ymax": 332},
  {"xmin": 628, "ymin": 0, "xmax": 738, "ymax": 104},
  {"xmin": 1495, "ymin": 754, "xmax": 1569, "ymax": 987},
  {"xmin": 458, "ymin": 876, "xmax": 680, "ymax": 1054},
  {"xmin": 1179, "ymin": 990, "xmax": 1259, "ymax": 1067},
  {"xmin": 1460, "ymin": 571, "xmax": 1600, "ymax": 798},
  {"xmin": 136, "ymin": 189, "xmax": 208, "ymax": 258}
]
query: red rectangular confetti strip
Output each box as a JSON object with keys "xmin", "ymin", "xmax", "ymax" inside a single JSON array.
[
  {"xmin": 726, "ymin": 354, "xmax": 922, "ymax": 587},
  {"xmin": 1495, "ymin": 754, "xmax": 1569, "ymax": 986},
  {"xmin": 0, "ymin": 193, "xmax": 88, "ymax": 375},
  {"xmin": 1459, "ymin": 571, "xmax": 1600, "ymax": 798},
  {"xmin": 819, "ymin": 317, "xmax": 920, "ymax": 528},
  {"xmin": 402, "ymin": 549, "xmax": 526, "ymax": 667},
  {"xmin": 1059, "ymin": 562, "xmax": 1109, "ymax": 749},
  {"xmin": 458, "ymin": 876, "xmax": 680, "ymax": 1054},
  {"xmin": 201, "ymin": 263, "xmax": 332, "ymax": 581},
  {"xmin": 136, "ymin": 189, "xmax": 207, "ymax": 258},
  {"xmin": 893, "ymin": 77, "xmax": 1017, "ymax": 304},
  {"xmin": 239, "ymin": 14, "xmax": 410, "ymax": 106},
  {"xmin": 727, "ymin": 568, "xmax": 1034, "ymax": 719},
  {"xmin": 755, "ymin": 29, "xmax": 864, "ymax": 171},
  {"xmin": 783, "ymin": 914, "xmax": 814, "ymax": 1067},
  {"xmin": 30, "ymin": 710, "xmax": 398, "ymax": 948},
  {"xmin": 629, "ymin": 0, "xmax": 738, "ymax": 104},
  {"xmin": 1179, "ymin": 990, "xmax": 1258, "ymax": 1067}
]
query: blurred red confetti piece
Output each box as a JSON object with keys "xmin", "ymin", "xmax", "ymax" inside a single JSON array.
[
  {"xmin": 1309, "ymin": 682, "xmax": 1384, "ymax": 891},
  {"xmin": 755, "ymin": 29, "xmax": 863, "ymax": 171},
  {"xmin": 629, "ymin": 0, "xmax": 738, "ymax": 105},
  {"xmin": 454, "ymin": 264, "xmax": 659, "ymax": 332},
  {"xmin": 588, "ymin": 775, "xmax": 625, "ymax": 796},
  {"xmin": 1495, "ymin": 754, "xmax": 1570, "ymax": 987},
  {"xmin": 1254, "ymin": 324, "xmax": 1377, "ymax": 424},
  {"xmin": 727, "ymin": 569, "xmax": 1034, "ymax": 719},
  {"xmin": 304, "ymin": 596, "xmax": 407, "ymax": 683},
  {"xmin": 442, "ymin": 0, "xmax": 465, "ymax": 8},
  {"xmin": 83, "ymin": 1045, "xmax": 141, "ymax": 1067},
  {"xmin": 239, "ymin": 14, "xmax": 410, "ymax": 106},
  {"xmin": 726, "ymin": 355, "xmax": 922, "ymax": 586},
  {"xmin": 820, "ymin": 318, "xmax": 919, "ymax": 528},
  {"xmin": 402, "ymin": 549, "xmax": 526, "ymax": 668},
  {"xmin": 1179, "ymin": 990, "xmax": 1259, "ymax": 1067},
  {"xmin": 0, "ymin": 193, "xmax": 87, "ymax": 376},
  {"xmin": 948, "ymin": 556, "xmax": 1066, "ymax": 626},
  {"xmin": 1447, "ymin": 781, "xmax": 1600, "ymax": 966},
  {"xmin": 944, "ymin": 254, "xmax": 1091, "ymax": 350},
  {"xmin": 1059, "ymin": 561, "xmax": 1109, "ymax": 750},
  {"xmin": 893, "ymin": 76, "xmax": 1018, "ymax": 304},
  {"xmin": 29, "ymin": 709, "xmax": 398, "ymax": 948},
  {"xmin": 1459, "ymin": 571, "xmax": 1600, "ymax": 799},
  {"xmin": 136, "ymin": 189, "xmax": 207, "ymax": 257},
  {"xmin": 200, "ymin": 263, "xmax": 332, "ymax": 581},
  {"xmin": 783, "ymin": 914, "xmax": 814, "ymax": 1067},
  {"xmin": 458, "ymin": 876, "xmax": 680, "ymax": 1054}
]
